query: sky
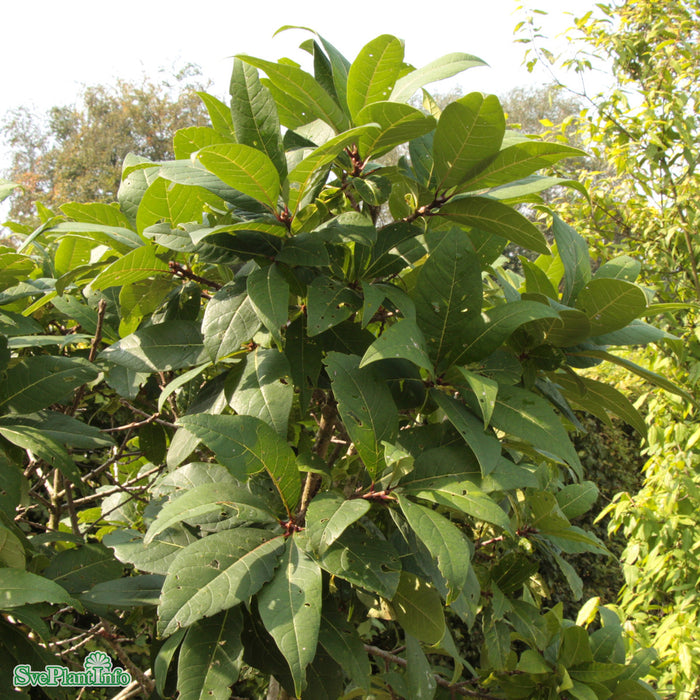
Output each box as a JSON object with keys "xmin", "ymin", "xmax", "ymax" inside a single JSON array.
[{"xmin": 1, "ymin": 0, "xmax": 599, "ymax": 116}]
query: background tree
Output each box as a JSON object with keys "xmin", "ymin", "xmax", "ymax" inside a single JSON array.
[
  {"xmin": 517, "ymin": 1, "xmax": 700, "ymax": 695},
  {"xmin": 1, "ymin": 66, "xmax": 210, "ymax": 224}
]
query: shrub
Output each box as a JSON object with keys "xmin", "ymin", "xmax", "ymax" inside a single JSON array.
[{"xmin": 0, "ymin": 29, "xmax": 670, "ymax": 699}]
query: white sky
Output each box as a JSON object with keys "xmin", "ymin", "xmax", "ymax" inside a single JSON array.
[{"xmin": 1, "ymin": 0, "xmax": 599, "ymax": 116}]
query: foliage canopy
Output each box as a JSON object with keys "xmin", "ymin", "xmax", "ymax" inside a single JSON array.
[{"xmin": 0, "ymin": 28, "xmax": 670, "ymax": 699}]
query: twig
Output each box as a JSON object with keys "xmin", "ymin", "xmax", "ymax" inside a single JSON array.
[
  {"xmin": 401, "ymin": 192, "xmax": 450, "ymax": 223},
  {"xmin": 109, "ymin": 669, "xmax": 153, "ymax": 700},
  {"xmin": 63, "ymin": 482, "xmax": 81, "ymax": 536},
  {"xmin": 169, "ymin": 261, "xmax": 222, "ymax": 290},
  {"xmin": 70, "ymin": 464, "xmax": 163, "ymax": 506},
  {"xmin": 101, "ymin": 413, "xmax": 161, "ymax": 433},
  {"xmin": 100, "ymin": 621, "xmax": 154, "ymax": 696},
  {"xmin": 363, "ymin": 645, "xmax": 500, "ymax": 699},
  {"xmin": 118, "ymin": 400, "xmax": 178, "ymax": 429}
]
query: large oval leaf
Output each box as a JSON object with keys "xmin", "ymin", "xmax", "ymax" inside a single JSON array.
[
  {"xmin": 258, "ymin": 536, "xmax": 322, "ymax": 697},
  {"xmin": 325, "ymin": 352, "xmax": 398, "ymax": 479},
  {"xmin": 0, "ymin": 356, "xmax": 98, "ymax": 413},
  {"xmin": 99, "ymin": 321, "xmax": 205, "ymax": 373},
  {"xmin": 177, "ymin": 413, "xmax": 301, "ymax": 515},
  {"xmin": 158, "ymin": 528, "xmax": 285, "ymax": 636},
  {"xmin": 176, "ymin": 609, "xmax": 244, "ymax": 700},
  {"xmin": 433, "ymin": 93, "xmax": 505, "ymax": 189},
  {"xmin": 197, "ymin": 144, "xmax": 280, "ymax": 211},
  {"xmin": 575, "ymin": 278, "xmax": 647, "ymax": 336},
  {"xmin": 347, "ymin": 35, "xmax": 404, "ymax": 118}
]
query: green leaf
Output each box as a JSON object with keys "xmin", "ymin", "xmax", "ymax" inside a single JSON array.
[
  {"xmin": 464, "ymin": 142, "xmax": 586, "ymax": 191},
  {"xmin": 197, "ymin": 92, "xmax": 235, "ymax": 137},
  {"xmin": 438, "ymin": 197, "xmax": 549, "ymax": 255},
  {"xmin": 43, "ymin": 543, "xmax": 123, "ymax": 594},
  {"xmin": 196, "ymin": 144, "xmax": 281, "ymax": 210},
  {"xmin": 552, "ymin": 215, "xmax": 592, "ymax": 305},
  {"xmin": 60, "ymin": 201, "xmax": 133, "ymax": 228},
  {"xmin": 306, "ymin": 492, "xmax": 371, "ymax": 554},
  {"xmin": 318, "ymin": 607, "xmax": 371, "ymax": 691},
  {"xmin": 0, "ymin": 424, "xmax": 81, "ymax": 484},
  {"xmin": 287, "ymin": 125, "xmax": 380, "ymax": 212},
  {"xmin": 594, "ymin": 255, "xmax": 641, "ymax": 283},
  {"xmin": 593, "ymin": 318, "xmax": 676, "ymax": 346},
  {"xmin": 0, "ymin": 356, "xmax": 98, "ymax": 413},
  {"xmin": 391, "ymin": 571, "xmax": 445, "ymax": 645},
  {"xmin": 104, "ymin": 526, "xmax": 198, "ymax": 575},
  {"xmin": 99, "ymin": 321, "xmax": 205, "ymax": 373},
  {"xmin": 307, "ymin": 276, "xmax": 361, "ymax": 336},
  {"xmin": 0, "ymin": 309, "xmax": 42, "ymax": 336},
  {"xmin": 0, "ymin": 179, "xmax": 20, "ymax": 203},
  {"xmin": 227, "ymin": 348, "xmax": 293, "ymax": 438},
  {"xmin": 177, "ymin": 414, "xmax": 301, "ymax": 515},
  {"xmin": 91, "ymin": 245, "xmax": 169, "ymax": 290},
  {"xmin": 236, "ymin": 55, "xmax": 349, "ymax": 132},
  {"xmin": 177, "ymin": 609, "xmax": 244, "ymax": 700},
  {"xmin": 158, "ymin": 160, "xmax": 269, "ymax": 212},
  {"xmin": 258, "ymin": 536, "xmax": 322, "ymax": 697},
  {"xmin": 556, "ymin": 481, "xmax": 599, "ymax": 519},
  {"xmin": 560, "ymin": 625, "xmax": 594, "ymax": 667},
  {"xmin": 158, "ymin": 362, "xmax": 212, "ymax": 413},
  {"xmin": 325, "ymin": 352, "xmax": 399, "ymax": 479},
  {"xmin": 404, "ymin": 634, "xmax": 437, "ymax": 700},
  {"xmin": 408, "ymin": 482, "xmax": 512, "ymax": 532},
  {"xmin": 80, "ymin": 575, "xmax": 164, "ymax": 609},
  {"xmin": 246, "ymin": 264, "xmax": 289, "ymax": 345},
  {"xmin": 431, "ymin": 391, "xmax": 501, "ymax": 476},
  {"xmin": 356, "ymin": 102, "xmax": 435, "ymax": 158},
  {"xmin": 0, "ymin": 525, "xmax": 26, "ymax": 569},
  {"xmin": 230, "ymin": 59, "xmax": 287, "ymax": 179},
  {"xmin": 347, "ymin": 35, "xmax": 404, "ymax": 118},
  {"xmin": 458, "ymin": 300, "xmax": 560, "ymax": 363},
  {"xmin": 397, "ymin": 495, "xmax": 471, "ymax": 604},
  {"xmin": 455, "ymin": 368, "xmax": 498, "ymax": 428},
  {"xmin": 136, "ymin": 178, "xmax": 225, "ymax": 234},
  {"xmin": 517, "ymin": 649, "xmax": 551, "ymax": 674},
  {"xmin": 467, "ymin": 384, "xmax": 582, "ymax": 477},
  {"xmin": 173, "ymin": 126, "xmax": 231, "ymax": 158},
  {"xmin": 414, "ymin": 228, "xmax": 482, "ymax": 370},
  {"xmin": 145, "ymin": 483, "xmax": 276, "ymax": 544},
  {"xmin": 433, "ymin": 93, "xmax": 505, "ymax": 189},
  {"xmin": 319, "ymin": 529, "xmax": 401, "ymax": 599},
  {"xmin": 158, "ymin": 528, "xmax": 285, "ymax": 636},
  {"xmin": 0, "ymin": 412, "xmax": 113, "ymax": 449},
  {"xmin": 0, "ymin": 569, "xmax": 74, "ymax": 609},
  {"xmin": 360, "ymin": 319, "xmax": 433, "ymax": 375},
  {"xmin": 46, "ymin": 221, "xmax": 143, "ymax": 253},
  {"xmin": 567, "ymin": 348, "xmax": 699, "ymax": 407},
  {"xmin": 390, "ymin": 53, "xmax": 487, "ymax": 103},
  {"xmin": 575, "ymin": 278, "xmax": 647, "ymax": 336},
  {"xmin": 154, "ymin": 629, "xmax": 186, "ymax": 697},
  {"xmin": 201, "ymin": 281, "xmax": 261, "ymax": 361},
  {"xmin": 551, "ymin": 372, "xmax": 647, "ymax": 437},
  {"xmin": 554, "ymin": 552, "xmax": 583, "ymax": 600}
]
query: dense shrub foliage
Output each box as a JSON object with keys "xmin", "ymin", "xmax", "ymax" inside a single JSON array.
[{"xmin": 0, "ymin": 30, "xmax": 674, "ymax": 699}]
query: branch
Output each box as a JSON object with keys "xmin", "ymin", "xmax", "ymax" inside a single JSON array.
[
  {"xmin": 168, "ymin": 261, "xmax": 222, "ymax": 290},
  {"xmin": 363, "ymin": 645, "xmax": 501, "ymax": 699},
  {"xmin": 401, "ymin": 192, "xmax": 450, "ymax": 223},
  {"xmin": 297, "ymin": 396, "xmax": 337, "ymax": 523},
  {"xmin": 100, "ymin": 621, "xmax": 155, "ymax": 696}
]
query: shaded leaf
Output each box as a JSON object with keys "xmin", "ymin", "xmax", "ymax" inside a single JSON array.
[{"xmin": 158, "ymin": 528, "xmax": 284, "ymax": 636}]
